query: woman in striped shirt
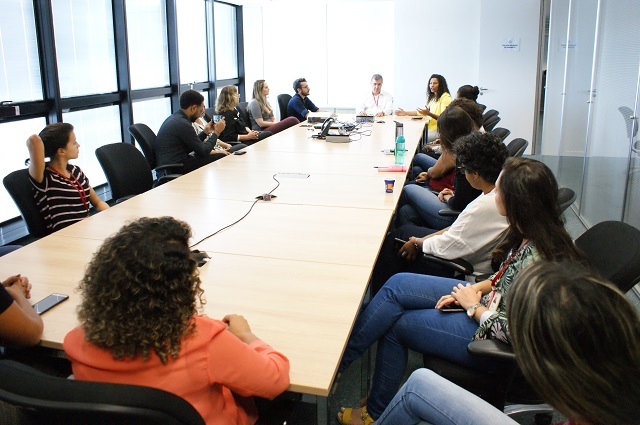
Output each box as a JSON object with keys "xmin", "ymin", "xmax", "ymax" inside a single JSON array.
[{"xmin": 27, "ymin": 123, "xmax": 109, "ymax": 233}]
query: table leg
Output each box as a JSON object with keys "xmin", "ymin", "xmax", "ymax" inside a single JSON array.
[{"xmin": 316, "ymin": 395, "xmax": 328, "ymax": 425}]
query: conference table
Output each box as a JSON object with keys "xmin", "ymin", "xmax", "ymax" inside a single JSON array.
[{"xmin": 0, "ymin": 114, "xmax": 425, "ymax": 423}]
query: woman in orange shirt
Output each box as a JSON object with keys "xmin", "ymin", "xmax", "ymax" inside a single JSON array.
[{"xmin": 64, "ymin": 216, "xmax": 290, "ymax": 425}]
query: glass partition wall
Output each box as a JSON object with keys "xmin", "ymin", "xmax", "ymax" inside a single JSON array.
[{"xmin": 539, "ymin": 0, "xmax": 640, "ymax": 229}]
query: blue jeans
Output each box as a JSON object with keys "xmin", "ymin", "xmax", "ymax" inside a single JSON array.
[
  {"xmin": 411, "ymin": 153, "xmax": 437, "ymax": 175},
  {"xmin": 375, "ymin": 369, "xmax": 518, "ymax": 425},
  {"xmin": 397, "ymin": 184, "xmax": 455, "ymax": 229},
  {"xmin": 338, "ymin": 273, "xmax": 492, "ymax": 419}
]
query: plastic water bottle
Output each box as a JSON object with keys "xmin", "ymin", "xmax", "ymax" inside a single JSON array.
[{"xmin": 394, "ymin": 135, "xmax": 405, "ymax": 165}]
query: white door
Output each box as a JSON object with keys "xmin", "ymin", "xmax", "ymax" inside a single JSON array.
[{"xmin": 478, "ymin": 0, "xmax": 543, "ymax": 151}]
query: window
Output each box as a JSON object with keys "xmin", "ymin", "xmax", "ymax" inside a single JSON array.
[
  {"xmin": 132, "ymin": 97, "xmax": 172, "ymax": 135},
  {"xmin": 214, "ymin": 2, "xmax": 238, "ymax": 80},
  {"xmin": 62, "ymin": 106, "xmax": 122, "ymax": 187},
  {"xmin": 126, "ymin": 0, "xmax": 170, "ymax": 90},
  {"xmin": 0, "ymin": 118, "xmax": 47, "ymax": 223},
  {"xmin": 51, "ymin": 0, "xmax": 118, "ymax": 97},
  {"xmin": 0, "ymin": 0, "xmax": 43, "ymax": 102},
  {"xmin": 177, "ymin": 0, "xmax": 208, "ymax": 84}
]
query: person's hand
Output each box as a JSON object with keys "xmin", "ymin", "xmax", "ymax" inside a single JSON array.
[
  {"xmin": 220, "ymin": 150, "xmax": 231, "ymax": 156},
  {"xmin": 222, "ymin": 314, "xmax": 257, "ymax": 343},
  {"xmin": 213, "ymin": 117, "xmax": 226, "ymax": 136},
  {"xmin": 3, "ymin": 275, "xmax": 32, "ymax": 300},
  {"xmin": 398, "ymin": 237, "xmax": 421, "ymax": 261},
  {"xmin": 250, "ymin": 130, "xmax": 260, "ymax": 140},
  {"xmin": 394, "ymin": 108, "xmax": 406, "ymax": 116},
  {"xmin": 450, "ymin": 283, "xmax": 482, "ymax": 310},
  {"xmin": 435, "ymin": 294, "xmax": 459, "ymax": 309},
  {"xmin": 415, "ymin": 172, "xmax": 429, "ymax": 183},
  {"xmin": 357, "ymin": 111, "xmax": 366, "ymax": 116},
  {"xmin": 438, "ymin": 188, "xmax": 454, "ymax": 202},
  {"xmin": 375, "ymin": 112, "xmax": 385, "ymax": 117}
]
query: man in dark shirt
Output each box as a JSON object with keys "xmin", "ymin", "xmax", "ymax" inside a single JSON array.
[
  {"xmin": 287, "ymin": 78, "xmax": 320, "ymax": 122},
  {"xmin": 155, "ymin": 90, "xmax": 227, "ymax": 174}
]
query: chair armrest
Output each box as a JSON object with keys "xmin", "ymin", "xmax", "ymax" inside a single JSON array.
[
  {"xmin": 421, "ymin": 254, "xmax": 474, "ymax": 275},
  {"xmin": 439, "ymin": 208, "xmax": 461, "ymax": 217},
  {"xmin": 156, "ymin": 174, "xmax": 182, "ymax": 185},
  {"xmin": 467, "ymin": 339, "xmax": 516, "ymax": 363},
  {"xmin": 154, "ymin": 163, "xmax": 183, "ymax": 173}
]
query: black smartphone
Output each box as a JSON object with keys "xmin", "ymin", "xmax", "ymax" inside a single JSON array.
[
  {"xmin": 33, "ymin": 293, "xmax": 69, "ymax": 315},
  {"xmin": 233, "ymin": 150, "xmax": 247, "ymax": 155},
  {"xmin": 440, "ymin": 306, "xmax": 465, "ymax": 313},
  {"xmin": 394, "ymin": 238, "xmax": 407, "ymax": 250}
]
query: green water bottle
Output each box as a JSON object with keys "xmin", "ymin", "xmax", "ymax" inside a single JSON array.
[{"xmin": 394, "ymin": 135, "xmax": 405, "ymax": 165}]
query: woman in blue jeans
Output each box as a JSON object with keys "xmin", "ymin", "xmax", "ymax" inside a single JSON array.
[
  {"xmin": 336, "ymin": 158, "xmax": 588, "ymax": 425},
  {"xmin": 374, "ymin": 262, "xmax": 640, "ymax": 425},
  {"xmin": 397, "ymin": 105, "xmax": 482, "ymax": 230}
]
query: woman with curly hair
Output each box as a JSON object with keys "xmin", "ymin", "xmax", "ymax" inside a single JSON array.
[
  {"xmin": 369, "ymin": 132, "xmax": 509, "ymax": 293},
  {"xmin": 336, "ymin": 158, "xmax": 587, "ymax": 425},
  {"xmin": 216, "ymin": 85, "xmax": 271, "ymax": 145},
  {"xmin": 247, "ymin": 80, "xmax": 299, "ymax": 133},
  {"xmin": 63, "ymin": 216, "xmax": 290, "ymax": 425},
  {"xmin": 395, "ymin": 74, "xmax": 452, "ymax": 143}
]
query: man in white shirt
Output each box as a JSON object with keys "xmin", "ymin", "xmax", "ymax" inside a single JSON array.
[{"xmin": 358, "ymin": 74, "xmax": 393, "ymax": 117}]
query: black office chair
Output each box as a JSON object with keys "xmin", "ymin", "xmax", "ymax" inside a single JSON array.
[
  {"xmin": 557, "ymin": 187, "xmax": 576, "ymax": 213},
  {"xmin": 423, "ymin": 221, "xmax": 640, "ymax": 418},
  {"xmin": 618, "ymin": 106, "xmax": 639, "ymax": 153},
  {"xmin": 483, "ymin": 115, "xmax": 501, "ymax": 132},
  {"xmin": 505, "ymin": 138, "xmax": 529, "ymax": 157},
  {"xmin": 127, "ymin": 123, "xmax": 183, "ymax": 179},
  {"xmin": 277, "ymin": 94, "xmax": 292, "ymax": 120},
  {"xmin": 0, "ymin": 359, "xmax": 204, "ymax": 425},
  {"xmin": 490, "ymin": 127, "xmax": 511, "ymax": 142},
  {"xmin": 237, "ymin": 101, "xmax": 250, "ymax": 127},
  {"xmin": 3, "ymin": 169, "xmax": 50, "ymax": 238},
  {"xmin": 96, "ymin": 143, "xmax": 175, "ymax": 204},
  {"xmin": 476, "ymin": 103, "xmax": 487, "ymax": 112},
  {"xmin": 482, "ymin": 109, "xmax": 499, "ymax": 123}
]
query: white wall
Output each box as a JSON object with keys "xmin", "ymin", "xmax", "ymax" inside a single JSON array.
[
  {"xmin": 393, "ymin": 0, "xmax": 481, "ymax": 110},
  {"xmin": 243, "ymin": 0, "xmax": 540, "ymax": 144}
]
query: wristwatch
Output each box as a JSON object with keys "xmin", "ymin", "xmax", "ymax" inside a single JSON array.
[{"xmin": 467, "ymin": 303, "xmax": 482, "ymax": 318}]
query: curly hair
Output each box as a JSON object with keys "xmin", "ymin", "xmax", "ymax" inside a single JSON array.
[
  {"xmin": 452, "ymin": 132, "xmax": 507, "ymax": 184},
  {"xmin": 426, "ymin": 74, "xmax": 450, "ymax": 103},
  {"xmin": 179, "ymin": 89, "xmax": 204, "ymax": 110},
  {"xmin": 77, "ymin": 216, "xmax": 205, "ymax": 364},
  {"xmin": 508, "ymin": 262, "xmax": 640, "ymax": 425},
  {"xmin": 491, "ymin": 158, "xmax": 587, "ymax": 265},
  {"xmin": 216, "ymin": 85, "xmax": 239, "ymax": 113}
]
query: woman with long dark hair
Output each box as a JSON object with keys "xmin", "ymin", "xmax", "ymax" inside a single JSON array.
[
  {"xmin": 373, "ymin": 261, "xmax": 640, "ymax": 425},
  {"xmin": 336, "ymin": 158, "xmax": 587, "ymax": 425},
  {"xmin": 395, "ymin": 74, "xmax": 452, "ymax": 143}
]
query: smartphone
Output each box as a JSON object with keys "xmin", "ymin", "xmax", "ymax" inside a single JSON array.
[
  {"xmin": 233, "ymin": 150, "xmax": 247, "ymax": 155},
  {"xmin": 382, "ymin": 149, "xmax": 394, "ymax": 155},
  {"xmin": 394, "ymin": 238, "xmax": 408, "ymax": 250},
  {"xmin": 440, "ymin": 306, "xmax": 465, "ymax": 313},
  {"xmin": 212, "ymin": 115, "xmax": 222, "ymax": 123},
  {"xmin": 33, "ymin": 293, "xmax": 69, "ymax": 315}
]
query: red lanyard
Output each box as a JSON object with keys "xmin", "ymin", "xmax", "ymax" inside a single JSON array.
[
  {"xmin": 48, "ymin": 166, "xmax": 89, "ymax": 212},
  {"xmin": 373, "ymin": 94, "xmax": 380, "ymax": 108},
  {"xmin": 490, "ymin": 239, "xmax": 530, "ymax": 290}
]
